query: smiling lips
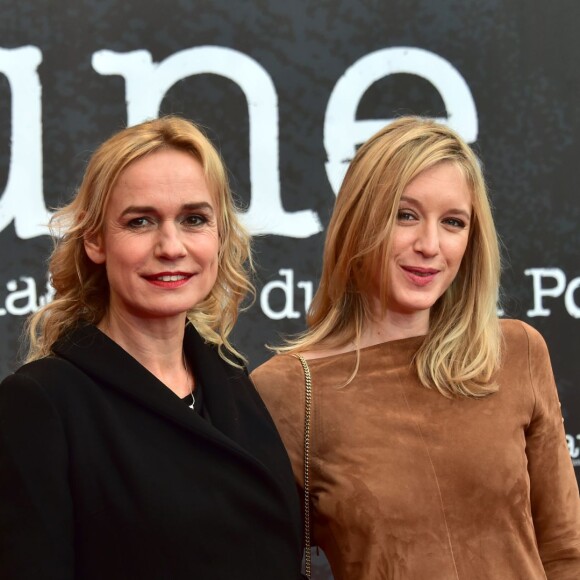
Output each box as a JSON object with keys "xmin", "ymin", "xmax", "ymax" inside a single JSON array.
[
  {"xmin": 143, "ymin": 272, "xmax": 193, "ymax": 288},
  {"xmin": 401, "ymin": 266, "xmax": 440, "ymax": 287}
]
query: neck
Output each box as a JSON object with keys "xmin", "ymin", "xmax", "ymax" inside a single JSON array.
[
  {"xmin": 358, "ymin": 307, "xmax": 429, "ymax": 349},
  {"xmin": 97, "ymin": 311, "xmax": 192, "ymax": 397},
  {"xmin": 303, "ymin": 308, "xmax": 428, "ymax": 361}
]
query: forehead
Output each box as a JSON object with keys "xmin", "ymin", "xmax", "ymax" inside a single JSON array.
[
  {"xmin": 404, "ymin": 162, "xmax": 472, "ymax": 207},
  {"xmin": 106, "ymin": 148, "xmax": 217, "ymax": 209},
  {"xmin": 117, "ymin": 148, "xmax": 203, "ymax": 186}
]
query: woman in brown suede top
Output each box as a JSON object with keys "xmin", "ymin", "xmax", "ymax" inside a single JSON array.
[{"xmin": 251, "ymin": 117, "xmax": 580, "ymax": 580}]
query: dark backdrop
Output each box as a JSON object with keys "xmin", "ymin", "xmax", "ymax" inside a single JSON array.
[{"xmin": 0, "ymin": 2, "xmax": 578, "ymax": 578}]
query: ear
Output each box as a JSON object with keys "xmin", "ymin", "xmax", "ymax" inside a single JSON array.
[{"xmin": 84, "ymin": 232, "xmax": 106, "ymax": 265}]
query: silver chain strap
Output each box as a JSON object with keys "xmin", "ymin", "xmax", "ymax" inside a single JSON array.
[{"xmin": 294, "ymin": 353, "xmax": 312, "ymax": 579}]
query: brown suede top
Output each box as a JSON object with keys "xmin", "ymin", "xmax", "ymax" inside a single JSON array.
[{"xmin": 251, "ymin": 319, "xmax": 580, "ymax": 580}]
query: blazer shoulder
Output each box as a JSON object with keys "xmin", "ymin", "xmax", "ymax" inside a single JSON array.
[
  {"xmin": 13, "ymin": 356, "xmax": 81, "ymax": 382},
  {"xmin": 0, "ymin": 357, "xmax": 83, "ymax": 424},
  {"xmin": 1, "ymin": 356, "xmax": 90, "ymax": 402}
]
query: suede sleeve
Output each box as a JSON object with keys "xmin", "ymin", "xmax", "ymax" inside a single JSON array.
[
  {"xmin": 523, "ymin": 324, "xmax": 580, "ymax": 579},
  {"xmin": 0, "ymin": 372, "xmax": 74, "ymax": 580},
  {"xmin": 251, "ymin": 356, "xmax": 310, "ymax": 540}
]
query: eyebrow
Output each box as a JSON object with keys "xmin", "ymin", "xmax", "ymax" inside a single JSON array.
[
  {"xmin": 120, "ymin": 202, "xmax": 215, "ymax": 218},
  {"xmin": 399, "ymin": 195, "xmax": 472, "ymax": 221}
]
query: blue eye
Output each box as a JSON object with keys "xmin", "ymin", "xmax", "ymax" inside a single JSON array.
[
  {"xmin": 127, "ymin": 217, "xmax": 152, "ymax": 229},
  {"xmin": 444, "ymin": 217, "xmax": 466, "ymax": 228},
  {"xmin": 397, "ymin": 210, "xmax": 416, "ymax": 221}
]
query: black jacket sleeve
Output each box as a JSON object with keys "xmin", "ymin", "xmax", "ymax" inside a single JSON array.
[{"xmin": 0, "ymin": 372, "xmax": 74, "ymax": 580}]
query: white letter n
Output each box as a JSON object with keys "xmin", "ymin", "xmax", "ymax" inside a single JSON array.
[{"xmin": 92, "ymin": 47, "xmax": 321, "ymax": 238}]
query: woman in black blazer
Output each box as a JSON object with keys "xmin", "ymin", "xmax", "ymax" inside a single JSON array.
[{"xmin": 0, "ymin": 116, "xmax": 303, "ymax": 579}]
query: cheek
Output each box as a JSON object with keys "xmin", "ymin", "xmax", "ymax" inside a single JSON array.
[
  {"xmin": 449, "ymin": 236, "xmax": 470, "ymax": 266},
  {"xmin": 105, "ymin": 241, "xmax": 153, "ymax": 286},
  {"xmin": 208, "ymin": 234, "xmax": 220, "ymax": 260},
  {"xmin": 196, "ymin": 233, "xmax": 220, "ymax": 265},
  {"xmin": 211, "ymin": 226, "xmax": 221, "ymax": 251},
  {"xmin": 388, "ymin": 231, "xmax": 410, "ymax": 258},
  {"xmin": 460, "ymin": 237, "xmax": 471, "ymax": 261},
  {"xmin": 109, "ymin": 239, "xmax": 146, "ymax": 267}
]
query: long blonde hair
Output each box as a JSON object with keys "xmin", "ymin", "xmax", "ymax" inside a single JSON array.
[
  {"xmin": 282, "ymin": 117, "xmax": 501, "ymax": 397},
  {"xmin": 26, "ymin": 116, "xmax": 254, "ymax": 365}
]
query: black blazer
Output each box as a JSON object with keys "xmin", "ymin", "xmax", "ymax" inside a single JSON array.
[{"xmin": 0, "ymin": 324, "xmax": 302, "ymax": 580}]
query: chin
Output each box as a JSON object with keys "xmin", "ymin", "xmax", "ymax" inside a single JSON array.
[{"xmin": 400, "ymin": 296, "xmax": 438, "ymax": 312}]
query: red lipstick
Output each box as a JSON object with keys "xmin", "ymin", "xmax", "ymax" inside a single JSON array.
[{"xmin": 143, "ymin": 272, "xmax": 192, "ymax": 288}]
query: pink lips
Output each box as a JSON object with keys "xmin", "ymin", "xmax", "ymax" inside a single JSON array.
[
  {"xmin": 401, "ymin": 266, "xmax": 440, "ymax": 287},
  {"xmin": 143, "ymin": 272, "xmax": 192, "ymax": 288}
]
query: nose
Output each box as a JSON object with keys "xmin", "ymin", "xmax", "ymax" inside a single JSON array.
[
  {"xmin": 155, "ymin": 222, "xmax": 187, "ymax": 260},
  {"xmin": 413, "ymin": 222, "xmax": 439, "ymax": 257}
]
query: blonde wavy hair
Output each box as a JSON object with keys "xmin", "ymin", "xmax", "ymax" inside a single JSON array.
[
  {"xmin": 282, "ymin": 116, "xmax": 501, "ymax": 397},
  {"xmin": 26, "ymin": 115, "xmax": 254, "ymax": 365}
]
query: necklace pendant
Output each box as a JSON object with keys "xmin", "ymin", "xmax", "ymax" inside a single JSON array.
[{"xmin": 189, "ymin": 394, "xmax": 195, "ymax": 410}]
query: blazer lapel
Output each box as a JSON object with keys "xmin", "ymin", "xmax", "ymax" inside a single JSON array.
[
  {"xmin": 52, "ymin": 325, "xmax": 265, "ymax": 470},
  {"xmin": 54, "ymin": 324, "xmax": 302, "ymax": 540},
  {"xmin": 184, "ymin": 325, "xmax": 294, "ymax": 478},
  {"xmin": 184, "ymin": 326, "xmax": 245, "ymax": 439},
  {"xmin": 184, "ymin": 327, "xmax": 302, "ymax": 501}
]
